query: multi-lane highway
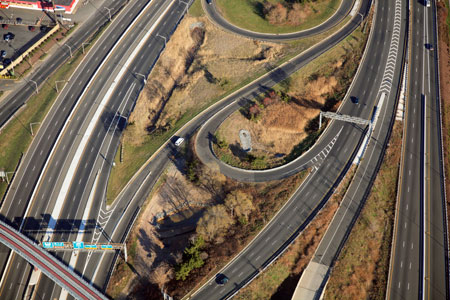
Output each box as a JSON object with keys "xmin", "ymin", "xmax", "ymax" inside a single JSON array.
[
  {"xmin": 387, "ymin": 0, "xmax": 449, "ymax": 299},
  {"xmin": 0, "ymin": 0, "xmax": 190, "ymax": 299},
  {"xmin": 0, "ymin": 221, "xmax": 107, "ymax": 300},
  {"xmin": 0, "ymin": 0, "xmax": 129, "ymax": 129}
]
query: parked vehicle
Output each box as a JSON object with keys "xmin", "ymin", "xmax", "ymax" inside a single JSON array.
[
  {"xmin": 2, "ymin": 24, "xmax": 8, "ymax": 29},
  {"xmin": 175, "ymin": 137, "xmax": 185, "ymax": 147},
  {"xmin": 1, "ymin": 50, "xmax": 6, "ymax": 58}
]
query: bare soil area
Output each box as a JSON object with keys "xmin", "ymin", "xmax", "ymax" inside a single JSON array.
[{"xmin": 126, "ymin": 14, "xmax": 284, "ymax": 146}]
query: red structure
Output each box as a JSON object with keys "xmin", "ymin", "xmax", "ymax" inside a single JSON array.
[{"xmin": 1, "ymin": 0, "xmax": 79, "ymax": 14}]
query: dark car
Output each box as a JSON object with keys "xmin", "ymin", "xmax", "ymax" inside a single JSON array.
[
  {"xmin": 215, "ymin": 273, "xmax": 229, "ymax": 286},
  {"xmin": 425, "ymin": 43, "xmax": 434, "ymax": 51},
  {"xmin": 2, "ymin": 24, "xmax": 8, "ymax": 30},
  {"xmin": 16, "ymin": 17, "xmax": 22, "ymax": 24},
  {"xmin": 350, "ymin": 96, "xmax": 359, "ymax": 104},
  {"xmin": 206, "ymin": 0, "xmax": 212, "ymax": 4},
  {"xmin": 1, "ymin": 50, "xmax": 6, "ymax": 58},
  {"xmin": 28, "ymin": 26, "xmax": 36, "ymax": 32}
]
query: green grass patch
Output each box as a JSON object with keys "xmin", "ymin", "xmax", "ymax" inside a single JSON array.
[
  {"xmin": 189, "ymin": 0, "xmax": 204, "ymax": 17},
  {"xmin": 215, "ymin": 0, "xmax": 342, "ymax": 34}
]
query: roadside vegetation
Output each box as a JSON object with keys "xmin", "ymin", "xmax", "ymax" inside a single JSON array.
[
  {"xmin": 213, "ymin": 12, "xmax": 372, "ymax": 170},
  {"xmin": 107, "ymin": 137, "xmax": 308, "ymax": 299},
  {"xmin": 0, "ymin": 18, "xmax": 114, "ymax": 201},
  {"xmin": 234, "ymin": 166, "xmax": 356, "ymax": 299},
  {"xmin": 324, "ymin": 122, "xmax": 402, "ymax": 299},
  {"xmin": 215, "ymin": 0, "xmax": 342, "ymax": 34},
  {"xmin": 106, "ymin": 0, "xmax": 354, "ymax": 203},
  {"xmin": 437, "ymin": 0, "xmax": 450, "ymax": 236}
]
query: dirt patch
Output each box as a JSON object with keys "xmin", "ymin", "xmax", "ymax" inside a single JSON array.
[
  {"xmin": 324, "ymin": 122, "xmax": 402, "ymax": 300},
  {"xmin": 217, "ymin": 76, "xmax": 336, "ymax": 159},
  {"xmin": 126, "ymin": 14, "xmax": 284, "ymax": 146},
  {"xmin": 437, "ymin": 0, "xmax": 450, "ymax": 240}
]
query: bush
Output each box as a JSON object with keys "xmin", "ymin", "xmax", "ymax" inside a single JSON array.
[{"xmin": 175, "ymin": 237, "xmax": 205, "ymax": 281}]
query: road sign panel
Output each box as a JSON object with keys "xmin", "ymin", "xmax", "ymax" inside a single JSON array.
[
  {"xmin": 53, "ymin": 242, "xmax": 64, "ymax": 248},
  {"xmin": 101, "ymin": 245, "xmax": 112, "ymax": 249},
  {"xmin": 73, "ymin": 242, "xmax": 84, "ymax": 249},
  {"xmin": 84, "ymin": 244, "xmax": 97, "ymax": 250},
  {"xmin": 42, "ymin": 242, "xmax": 53, "ymax": 248}
]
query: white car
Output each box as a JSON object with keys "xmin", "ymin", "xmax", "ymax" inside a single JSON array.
[
  {"xmin": 175, "ymin": 137, "xmax": 184, "ymax": 147},
  {"xmin": 426, "ymin": 0, "xmax": 431, "ymax": 7}
]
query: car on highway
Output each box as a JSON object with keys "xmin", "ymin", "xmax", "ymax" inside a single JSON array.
[
  {"xmin": 175, "ymin": 137, "xmax": 184, "ymax": 147},
  {"xmin": 1, "ymin": 50, "xmax": 6, "ymax": 58},
  {"xmin": 215, "ymin": 273, "xmax": 229, "ymax": 286},
  {"xmin": 426, "ymin": 0, "xmax": 431, "ymax": 7},
  {"xmin": 425, "ymin": 43, "xmax": 434, "ymax": 51},
  {"xmin": 350, "ymin": 96, "xmax": 359, "ymax": 104}
]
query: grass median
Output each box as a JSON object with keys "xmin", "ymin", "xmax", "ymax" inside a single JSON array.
[{"xmin": 215, "ymin": 0, "xmax": 342, "ymax": 34}]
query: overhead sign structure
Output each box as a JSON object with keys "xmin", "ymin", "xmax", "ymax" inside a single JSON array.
[{"xmin": 72, "ymin": 242, "xmax": 84, "ymax": 249}]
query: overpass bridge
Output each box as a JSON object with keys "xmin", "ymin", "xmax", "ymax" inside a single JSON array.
[{"xmin": 0, "ymin": 221, "xmax": 108, "ymax": 300}]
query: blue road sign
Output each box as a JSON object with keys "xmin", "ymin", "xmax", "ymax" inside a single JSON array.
[
  {"xmin": 73, "ymin": 242, "xmax": 84, "ymax": 249},
  {"xmin": 101, "ymin": 245, "xmax": 113, "ymax": 249},
  {"xmin": 53, "ymin": 242, "xmax": 64, "ymax": 248},
  {"xmin": 42, "ymin": 242, "xmax": 53, "ymax": 248},
  {"xmin": 84, "ymin": 244, "xmax": 97, "ymax": 249}
]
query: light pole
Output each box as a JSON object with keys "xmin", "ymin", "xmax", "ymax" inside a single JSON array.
[
  {"xmin": 104, "ymin": 7, "xmax": 112, "ymax": 21},
  {"xmin": 135, "ymin": 73, "xmax": 147, "ymax": 84},
  {"xmin": 29, "ymin": 122, "xmax": 41, "ymax": 136},
  {"xmin": 29, "ymin": 80, "xmax": 38, "ymax": 94},
  {"xmin": 156, "ymin": 34, "xmax": 166, "ymax": 47},
  {"xmin": 64, "ymin": 44, "xmax": 72, "ymax": 57},
  {"xmin": 55, "ymin": 80, "xmax": 67, "ymax": 92},
  {"xmin": 81, "ymin": 42, "xmax": 90, "ymax": 54}
]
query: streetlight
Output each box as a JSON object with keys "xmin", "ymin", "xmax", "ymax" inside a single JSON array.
[
  {"xmin": 29, "ymin": 80, "xmax": 38, "ymax": 94},
  {"xmin": 64, "ymin": 44, "xmax": 72, "ymax": 57},
  {"xmin": 104, "ymin": 7, "xmax": 112, "ymax": 21},
  {"xmin": 81, "ymin": 42, "xmax": 90, "ymax": 54},
  {"xmin": 156, "ymin": 34, "xmax": 166, "ymax": 46},
  {"xmin": 135, "ymin": 73, "xmax": 147, "ymax": 84}
]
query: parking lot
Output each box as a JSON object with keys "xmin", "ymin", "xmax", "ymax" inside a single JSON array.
[{"xmin": 0, "ymin": 24, "xmax": 48, "ymax": 62}]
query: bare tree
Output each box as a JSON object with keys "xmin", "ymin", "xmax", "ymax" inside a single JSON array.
[
  {"xmin": 196, "ymin": 205, "xmax": 233, "ymax": 242},
  {"xmin": 149, "ymin": 261, "xmax": 173, "ymax": 289},
  {"xmin": 224, "ymin": 190, "xmax": 254, "ymax": 220}
]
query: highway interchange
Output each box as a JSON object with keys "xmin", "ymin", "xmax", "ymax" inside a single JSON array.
[{"xmin": 0, "ymin": 0, "xmax": 447, "ymax": 299}]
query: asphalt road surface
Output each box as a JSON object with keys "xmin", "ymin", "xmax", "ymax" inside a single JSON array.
[
  {"xmin": 387, "ymin": 0, "xmax": 449, "ymax": 299},
  {"xmin": 0, "ymin": 0, "xmax": 184, "ymax": 298},
  {"xmin": 0, "ymin": 0, "xmax": 128, "ymax": 129},
  {"xmin": 203, "ymin": 0, "xmax": 355, "ymax": 41}
]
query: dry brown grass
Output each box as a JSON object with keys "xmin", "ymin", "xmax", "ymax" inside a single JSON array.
[
  {"xmin": 217, "ymin": 75, "xmax": 337, "ymax": 157},
  {"xmin": 127, "ymin": 14, "xmax": 284, "ymax": 145}
]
